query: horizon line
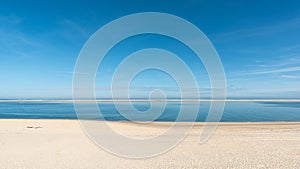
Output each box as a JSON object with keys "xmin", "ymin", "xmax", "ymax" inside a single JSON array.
[{"xmin": 1, "ymin": 99, "xmax": 300, "ymax": 103}]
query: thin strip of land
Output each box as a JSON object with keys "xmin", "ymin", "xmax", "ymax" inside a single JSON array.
[{"xmin": 1, "ymin": 99, "xmax": 300, "ymax": 102}]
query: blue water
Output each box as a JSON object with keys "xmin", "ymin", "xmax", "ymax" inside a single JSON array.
[{"xmin": 0, "ymin": 102, "xmax": 299, "ymax": 122}]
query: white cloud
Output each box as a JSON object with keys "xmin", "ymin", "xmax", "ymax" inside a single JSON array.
[
  {"xmin": 281, "ymin": 75, "xmax": 299, "ymax": 79},
  {"xmin": 249, "ymin": 66, "xmax": 300, "ymax": 75},
  {"xmin": 211, "ymin": 17, "xmax": 300, "ymax": 41}
]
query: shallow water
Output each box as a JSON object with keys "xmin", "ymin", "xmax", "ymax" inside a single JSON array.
[{"xmin": 0, "ymin": 101, "xmax": 299, "ymax": 122}]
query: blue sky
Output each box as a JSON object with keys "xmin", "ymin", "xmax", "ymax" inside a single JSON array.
[{"xmin": 0, "ymin": 0, "xmax": 300, "ymax": 99}]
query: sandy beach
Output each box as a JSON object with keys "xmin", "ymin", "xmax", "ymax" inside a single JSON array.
[{"xmin": 0, "ymin": 119, "xmax": 299, "ymax": 169}]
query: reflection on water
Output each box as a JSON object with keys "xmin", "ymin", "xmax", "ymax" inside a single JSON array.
[{"xmin": 258, "ymin": 102, "xmax": 300, "ymax": 108}]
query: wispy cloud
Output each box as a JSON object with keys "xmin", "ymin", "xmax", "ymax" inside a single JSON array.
[
  {"xmin": 0, "ymin": 15, "xmax": 41, "ymax": 58},
  {"xmin": 211, "ymin": 17, "xmax": 300, "ymax": 41},
  {"xmin": 249, "ymin": 66, "xmax": 300, "ymax": 75},
  {"xmin": 281, "ymin": 75, "xmax": 300, "ymax": 79},
  {"xmin": 280, "ymin": 44, "xmax": 300, "ymax": 52},
  {"xmin": 0, "ymin": 15, "xmax": 22, "ymax": 25},
  {"xmin": 58, "ymin": 19, "xmax": 90, "ymax": 38},
  {"xmin": 50, "ymin": 70, "xmax": 89, "ymax": 75},
  {"xmin": 225, "ymin": 54, "xmax": 300, "ymax": 98}
]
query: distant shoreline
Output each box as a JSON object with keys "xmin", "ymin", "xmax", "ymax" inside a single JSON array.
[{"xmin": 1, "ymin": 99, "xmax": 300, "ymax": 102}]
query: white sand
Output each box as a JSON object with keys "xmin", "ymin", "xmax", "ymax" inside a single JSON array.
[{"xmin": 0, "ymin": 119, "xmax": 299, "ymax": 169}]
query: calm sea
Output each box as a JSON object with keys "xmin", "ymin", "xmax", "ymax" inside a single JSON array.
[{"xmin": 0, "ymin": 101, "xmax": 300, "ymax": 122}]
